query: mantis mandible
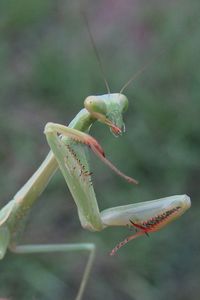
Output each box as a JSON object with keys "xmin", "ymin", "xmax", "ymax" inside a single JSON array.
[{"xmin": 0, "ymin": 93, "xmax": 191, "ymax": 299}]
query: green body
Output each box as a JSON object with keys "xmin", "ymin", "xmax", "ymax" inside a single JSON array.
[{"xmin": 0, "ymin": 93, "xmax": 191, "ymax": 299}]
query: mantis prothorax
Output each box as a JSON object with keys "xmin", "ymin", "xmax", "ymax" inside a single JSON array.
[{"xmin": 0, "ymin": 93, "xmax": 191, "ymax": 299}]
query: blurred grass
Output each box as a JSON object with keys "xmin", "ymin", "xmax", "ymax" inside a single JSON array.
[{"xmin": 0, "ymin": 0, "xmax": 200, "ymax": 299}]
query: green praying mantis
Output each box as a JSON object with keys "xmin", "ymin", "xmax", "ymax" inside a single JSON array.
[
  {"xmin": 0, "ymin": 13, "xmax": 191, "ymax": 300},
  {"xmin": 0, "ymin": 92, "xmax": 191, "ymax": 299}
]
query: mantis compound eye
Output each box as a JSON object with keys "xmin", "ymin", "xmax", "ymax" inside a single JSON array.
[
  {"xmin": 118, "ymin": 94, "xmax": 129, "ymax": 113},
  {"xmin": 84, "ymin": 96, "xmax": 107, "ymax": 116}
]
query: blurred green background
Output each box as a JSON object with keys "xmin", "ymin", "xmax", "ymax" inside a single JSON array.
[{"xmin": 0, "ymin": 0, "xmax": 200, "ymax": 299}]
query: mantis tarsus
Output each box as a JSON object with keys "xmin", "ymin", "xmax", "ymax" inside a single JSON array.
[{"xmin": 0, "ymin": 92, "xmax": 191, "ymax": 299}]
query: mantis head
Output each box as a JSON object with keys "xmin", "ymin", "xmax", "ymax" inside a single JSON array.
[{"xmin": 84, "ymin": 93, "xmax": 128, "ymax": 136}]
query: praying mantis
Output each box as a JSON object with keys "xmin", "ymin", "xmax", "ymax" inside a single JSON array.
[
  {"xmin": 0, "ymin": 92, "xmax": 191, "ymax": 299},
  {"xmin": 0, "ymin": 11, "xmax": 191, "ymax": 300}
]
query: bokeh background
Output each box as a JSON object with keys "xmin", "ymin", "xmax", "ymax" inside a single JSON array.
[{"xmin": 0, "ymin": 0, "xmax": 200, "ymax": 299}]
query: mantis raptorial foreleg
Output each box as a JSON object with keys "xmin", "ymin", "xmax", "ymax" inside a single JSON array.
[{"xmin": 0, "ymin": 93, "xmax": 191, "ymax": 299}]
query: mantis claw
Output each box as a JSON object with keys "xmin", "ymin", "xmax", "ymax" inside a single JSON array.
[{"xmin": 84, "ymin": 133, "xmax": 138, "ymax": 185}]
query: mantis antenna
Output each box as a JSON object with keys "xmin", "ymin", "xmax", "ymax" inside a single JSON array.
[
  {"xmin": 120, "ymin": 48, "xmax": 166, "ymax": 94},
  {"xmin": 81, "ymin": 8, "xmax": 111, "ymax": 94},
  {"xmin": 82, "ymin": 6, "xmax": 163, "ymax": 97}
]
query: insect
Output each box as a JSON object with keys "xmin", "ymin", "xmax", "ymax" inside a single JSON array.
[
  {"xmin": 0, "ymin": 92, "xmax": 191, "ymax": 298},
  {"xmin": 0, "ymin": 10, "xmax": 191, "ymax": 300}
]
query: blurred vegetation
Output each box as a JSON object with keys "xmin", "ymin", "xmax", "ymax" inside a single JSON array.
[{"xmin": 0, "ymin": 0, "xmax": 200, "ymax": 299}]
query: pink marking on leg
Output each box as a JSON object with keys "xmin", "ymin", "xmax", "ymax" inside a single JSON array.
[
  {"xmin": 110, "ymin": 230, "xmax": 145, "ymax": 256},
  {"xmin": 84, "ymin": 134, "xmax": 138, "ymax": 185},
  {"xmin": 129, "ymin": 220, "xmax": 148, "ymax": 231},
  {"xmin": 85, "ymin": 135, "xmax": 105, "ymax": 157}
]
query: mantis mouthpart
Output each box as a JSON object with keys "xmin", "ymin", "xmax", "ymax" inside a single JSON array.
[{"xmin": 0, "ymin": 93, "xmax": 191, "ymax": 299}]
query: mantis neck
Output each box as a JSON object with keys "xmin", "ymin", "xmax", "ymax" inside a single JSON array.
[{"xmin": 68, "ymin": 108, "xmax": 96, "ymax": 131}]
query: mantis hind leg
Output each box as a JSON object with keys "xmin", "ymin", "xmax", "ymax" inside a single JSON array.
[{"xmin": 10, "ymin": 243, "xmax": 95, "ymax": 300}]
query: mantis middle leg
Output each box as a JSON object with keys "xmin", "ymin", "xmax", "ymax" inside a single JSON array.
[{"xmin": 10, "ymin": 243, "xmax": 95, "ymax": 300}]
